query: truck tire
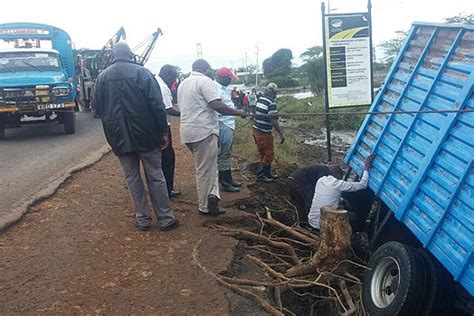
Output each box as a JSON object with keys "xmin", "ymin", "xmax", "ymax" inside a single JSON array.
[
  {"xmin": 0, "ymin": 120, "xmax": 4, "ymax": 139},
  {"xmin": 63, "ymin": 111, "xmax": 76, "ymax": 134},
  {"xmin": 362, "ymin": 241, "xmax": 427, "ymax": 315},
  {"xmin": 418, "ymin": 249, "xmax": 453, "ymax": 315}
]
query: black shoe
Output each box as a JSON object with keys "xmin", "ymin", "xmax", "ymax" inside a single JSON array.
[
  {"xmin": 198, "ymin": 210, "xmax": 226, "ymax": 216},
  {"xmin": 222, "ymin": 183, "xmax": 240, "ymax": 193},
  {"xmin": 267, "ymin": 165, "xmax": 279, "ymax": 179},
  {"xmin": 160, "ymin": 218, "xmax": 180, "ymax": 231},
  {"xmin": 256, "ymin": 174, "xmax": 274, "ymax": 183},
  {"xmin": 169, "ymin": 190, "xmax": 181, "ymax": 198},
  {"xmin": 135, "ymin": 222, "xmax": 150, "ymax": 231},
  {"xmin": 225, "ymin": 170, "xmax": 242, "ymax": 188},
  {"xmin": 207, "ymin": 195, "xmax": 226, "ymax": 216}
]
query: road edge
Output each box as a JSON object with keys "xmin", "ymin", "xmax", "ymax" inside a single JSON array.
[{"xmin": 0, "ymin": 144, "xmax": 111, "ymax": 233}]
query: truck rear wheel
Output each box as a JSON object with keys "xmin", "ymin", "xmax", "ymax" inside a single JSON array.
[
  {"xmin": 362, "ymin": 241, "xmax": 426, "ymax": 315},
  {"xmin": 418, "ymin": 249, "xmax": 453, "ymax": 315},
  {"xmin": 63, "ymin": 111, "xmax": 76, "ymax": 134},
  {"xmin": 0, "ymin": 120, "xmax": 4, "ymax": 139}
]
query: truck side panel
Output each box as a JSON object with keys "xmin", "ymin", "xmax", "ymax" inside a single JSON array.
[{"xmin": 345, "ymin": 23, "xmax": 474, "ymax": 295}]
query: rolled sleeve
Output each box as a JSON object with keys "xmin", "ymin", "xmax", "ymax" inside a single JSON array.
[{"xmin": 336, "ymin": 170, "xmax": 369, "ymax": 192}]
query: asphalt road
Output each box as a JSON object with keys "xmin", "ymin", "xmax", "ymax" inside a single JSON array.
[{"xmin": 0, "ymin": 112, "xmax": 107, "ymax": 214}]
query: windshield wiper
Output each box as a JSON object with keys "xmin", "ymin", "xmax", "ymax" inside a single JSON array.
[
  {"xmin": 20, "ymin": 61, "xmax": 42, "ymax": 72},
  {"xmin": 0, "ymin": 63, "xmax": 15, "ymax": 73}
]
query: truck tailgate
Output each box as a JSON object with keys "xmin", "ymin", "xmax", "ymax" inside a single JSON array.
[{"xmin": 345, "ymin": 23, "xmax": 474, "ymax": 295}]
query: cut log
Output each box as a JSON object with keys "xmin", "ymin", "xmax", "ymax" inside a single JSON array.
[{"xmin": 286, "ymin": 205, "xmax": 353, "ymax": 277}]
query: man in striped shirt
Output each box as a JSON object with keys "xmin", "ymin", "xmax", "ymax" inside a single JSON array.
[{"xmin": 253, "ymin": 82, "xmax": 285, "ymax": 182}]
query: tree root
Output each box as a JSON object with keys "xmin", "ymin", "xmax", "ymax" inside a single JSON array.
[
  {"xmin": 192, "ymin": 237, "xmax": 284, "ymax": 316},
  {"xmin": 217, "ymin": 226, "xmax": 300, "ymax": 265}
]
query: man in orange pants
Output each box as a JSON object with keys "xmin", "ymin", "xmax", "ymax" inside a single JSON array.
[{"xmin": 252, "ymin": 83, "xmax": 285, "ymax": 182}]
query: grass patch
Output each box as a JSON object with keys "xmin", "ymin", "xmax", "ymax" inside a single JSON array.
[
  {"xmin": 278, "ymin": 95, "xmax": 365, "ymax": 130},
  {"xmin": 233, "ymin": 95, "xmax": 364, "ymax": 174}
]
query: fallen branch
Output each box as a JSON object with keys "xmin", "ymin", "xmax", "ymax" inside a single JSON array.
[
  {"xmin": 192, "ymin": 238, "xmax": 284, "ymax": 316},
  {"xmin": 339, "ymin": 280, "xmax": 356, "ymax": 316},
  {"xmin": 218, "ymin": 226, "xmax": 300, "ymax": 265},
  {"xmin": 262, "ymin": 217, "xmax": 318, "ymax": 246}
]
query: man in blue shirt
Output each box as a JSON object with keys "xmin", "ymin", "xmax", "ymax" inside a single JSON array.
[{"xmin": 215, "ymin": 67, "xmax": 241, "ymax": 192}]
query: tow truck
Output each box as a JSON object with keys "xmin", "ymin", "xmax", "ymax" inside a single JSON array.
[{"xmin": 75, "ymin": 27, "xmax": 162, "ymax": 111}]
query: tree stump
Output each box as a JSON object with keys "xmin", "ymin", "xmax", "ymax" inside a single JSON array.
[{"xmin": 286, "ymin": 205, "xmax": 353, "ymax": 277}]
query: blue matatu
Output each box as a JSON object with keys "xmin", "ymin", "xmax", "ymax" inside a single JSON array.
[
  {"xmin": 0, "ymin": 22, "xmax": 76, "ymax": 102},
  {"xmin": 345, "ymin": 22, "xmax": 474, "ymax": 295}
]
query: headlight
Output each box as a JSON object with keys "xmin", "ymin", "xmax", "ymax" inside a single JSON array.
[{"xmin": 52, "ymin": 86, "xmax": 70, "ymax": 97}]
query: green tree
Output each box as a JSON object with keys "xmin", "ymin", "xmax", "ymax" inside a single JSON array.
[
  {"xmin": 300, "ymin": 46, "xmax": 323, "ymax": 62},
  {"xmin": 262, "ymin": 48, "xmax": 293, "ymax": 78},
  {"xmin": 379, "ymin": 30, "xmax": 408, "ymax": 65},
  {"xmin": 299, "ymin": 46, "xmax": 325, "ymax": 96},
  {"xmin": 444, "ymin": 13, "xmax": 474, "ymax": 24}
]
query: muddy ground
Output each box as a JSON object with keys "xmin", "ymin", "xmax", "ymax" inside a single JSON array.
[
  {"xmin": 0, "ymin": 120, "xmax": 273, "ymax": 315},
  {"xmin": 0, "ymin": 119, "xmax": 349, "ymax": 315}
]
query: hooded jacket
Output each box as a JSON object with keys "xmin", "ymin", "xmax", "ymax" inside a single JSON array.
[{"xmin": 93, "ymin": 59, "xmax": 168, "ymax": 156}]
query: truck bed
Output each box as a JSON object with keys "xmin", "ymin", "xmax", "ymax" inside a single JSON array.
[{"xmin": 345, "ymin": 22, "xmax": 474, "ymax": 295}]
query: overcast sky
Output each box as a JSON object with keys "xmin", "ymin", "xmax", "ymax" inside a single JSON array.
[{"xmin": 0, "ymin": 0, "xmax": 471, "ymax": 72}]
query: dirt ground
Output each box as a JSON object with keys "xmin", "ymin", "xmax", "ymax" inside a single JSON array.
[{"xmin": 0, "ymin": 122, "xmax": 266, "ymax": 315}]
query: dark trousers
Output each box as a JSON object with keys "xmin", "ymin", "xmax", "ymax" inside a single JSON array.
[
  {"xmin": 287, "ymin": 178, "xmax": 314, "ymax": 223},
  {"xmin": 161, "ymin": 126, "xmax": 175, "ymax": 196}
]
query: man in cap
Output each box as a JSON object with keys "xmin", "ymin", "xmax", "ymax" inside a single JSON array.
[
  {"xmin": 177, "ymin": 59, "xmax": 247, "ymax": 216},
  {"xmin": 93, "ymin": 42, "xmax": 179, "ymax": 231},
  {"xmin": 156, "ymin": 64, "xmax": 181, "ymax": 198},
  {"xmin": 253, "ymin": 82, "xmax": 285, "ymax": 182},
  {"xmin": 215, "ymin": 67, "xmax": 241, "ymax": 193}
]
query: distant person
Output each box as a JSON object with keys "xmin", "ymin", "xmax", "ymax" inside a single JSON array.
[
  {"xmin": 249, "ymin": 88, "xmax": 257, "ymax": 114},
  {"xmin": 231, "ymin": 86, "xmax": 239, "ymax": 107},
  {"xmin": 177, "ymin": 59, "xmax": 246, "ymax": 216},
  {"xmin": 307, "ymin": 154, "xmax": 376, "ymax": 231},
  {"xmin": 93, "ymin": 42, "xmax": 179, "ymax": 232},
  {"xmin": 156, "ymin": 64, "xmax": 181, "ymax": 198},
  {"xmin": 243, "ymin": 92, "xmax": 250, "ymax": 113},
  {"xmin": 287, "ymin": 164, "xmax": 330, "ymax": 222},
  {"xmin": 253, "ymin": 82, "xmax": 285, "ymax": 182},
  {"xmin": 238, "ymin": 90, "xmax": 245, "ymax": 110},
  {"xmin": 215, "ymin": 67, "xmax": 241, "ymax": 193}
]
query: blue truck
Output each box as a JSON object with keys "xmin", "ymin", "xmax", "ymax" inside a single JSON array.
[
  {"xmin": 345, "ymin": 22, "xmax": 473, "ymax": 315},
  {"xmin": 0, "ymin": 22, "xmax": 76, "ymax": 138}
]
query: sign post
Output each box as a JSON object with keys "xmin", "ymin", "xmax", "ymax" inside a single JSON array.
[
  {"xmin": 321, "ymin": 2, "xmax": 332, "ymax": 162},
  {"xmin": 321, "ymin": 1, "xmax": 374, "ymax": 161}
]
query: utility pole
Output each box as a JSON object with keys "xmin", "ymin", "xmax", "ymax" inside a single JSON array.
[
  {"xmin": 244, "ymin": 52, "xmax": 248, "ymax": 85},
  {"xmin": 196, "ymin": 43, "xmax": 203, "ymax": 58},
  {"xmin": 255, "ymin": 44, "xmax": 260, "ymax": 88}
]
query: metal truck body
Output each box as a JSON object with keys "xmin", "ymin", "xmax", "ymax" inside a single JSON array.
[
  {"xmin": 345, "ymin": 22, "xmax": 473, "ymax": 312},
  {"xmin": 0, "ymin": 22, "xmax": 77, "ymax": 137}
]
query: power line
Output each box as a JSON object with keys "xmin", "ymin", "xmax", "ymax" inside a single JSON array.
[{"xmin": 232, "ymin": 108, "xmax": 474, "ymax": 117}]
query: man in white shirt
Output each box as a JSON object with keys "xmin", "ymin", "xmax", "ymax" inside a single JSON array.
[
  {"xmin": 177, "ymin": 59, "xmax": 246, "ymax": 216},
  {"xmin": 215, "ymin": 67, "xmax": 241, "ymax": 193},
  {"xmin": 308, "ymin": 154, "xmax": 376, "ymax": 230},
  {"xmin": 156, "ymin": 65, "xmax": 181, "ymax": 198}
]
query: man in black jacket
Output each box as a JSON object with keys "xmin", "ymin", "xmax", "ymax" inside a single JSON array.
[{"xmin": 93, "ymin": 42, "xmax": 179, "ymax": 232}]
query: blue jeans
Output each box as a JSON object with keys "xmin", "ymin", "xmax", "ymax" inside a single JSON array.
[{"xmin": 218, "ymin": 122, "xmax": 234, "ymax": 171}]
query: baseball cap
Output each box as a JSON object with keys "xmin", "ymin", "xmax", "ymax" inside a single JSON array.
[
  {"xmin": 217, "ymin": 67, "xmax": 238, "ymax": 80},
  {"xmin": 267, "ymin": 82, "xmax": 278, "ymax": 91}
]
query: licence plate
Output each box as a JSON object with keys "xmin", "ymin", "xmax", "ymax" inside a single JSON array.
[{"xmin": 36, "ymin": 103, "xmax": 65, "ymax": 110}]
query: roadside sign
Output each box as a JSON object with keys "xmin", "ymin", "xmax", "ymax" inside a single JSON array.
[{"xmin": 324, "ymin": 13, "xmax": 372, "ymax": 108}]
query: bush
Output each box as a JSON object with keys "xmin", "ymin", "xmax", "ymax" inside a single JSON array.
[{"xmin": 268, "ymin": 76, "xmax": 299, "ymax": 88}]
